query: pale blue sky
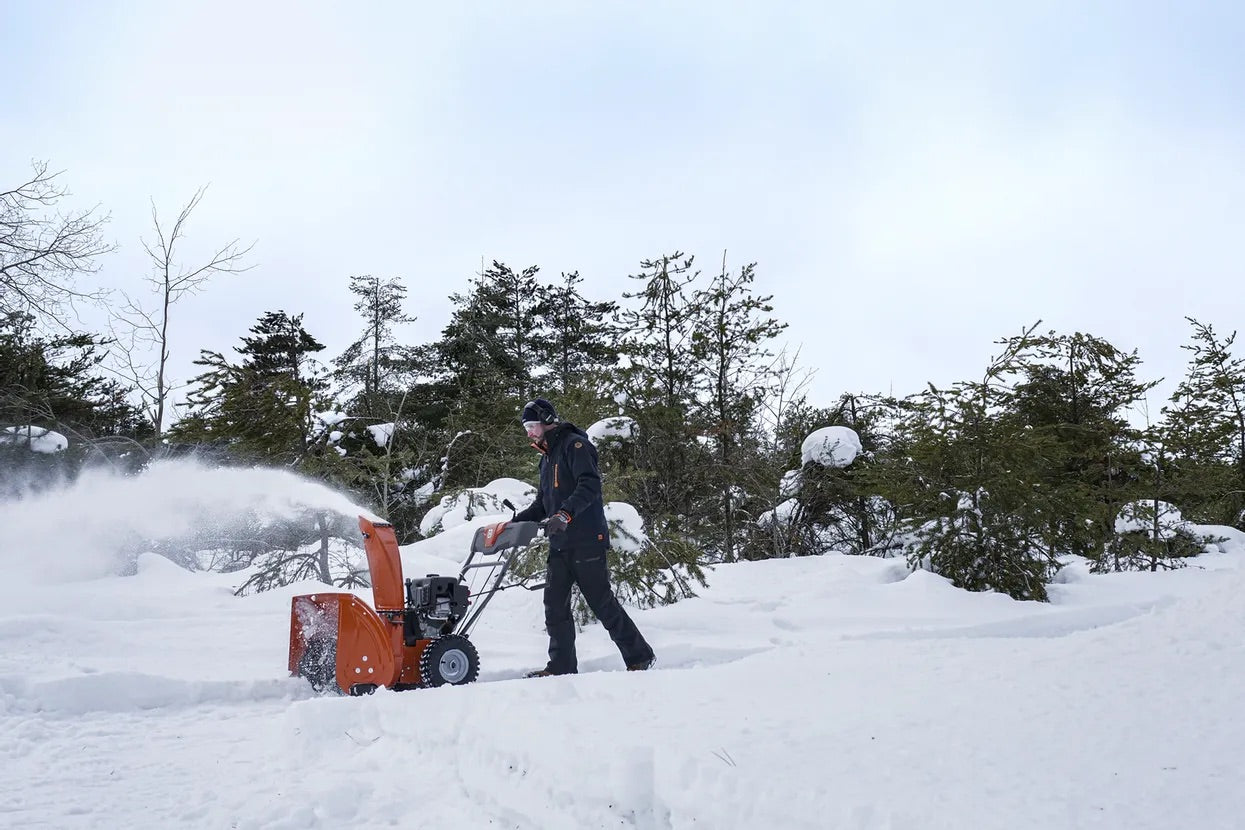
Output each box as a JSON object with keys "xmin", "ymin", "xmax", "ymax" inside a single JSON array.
[{"xmin": 2, "ymin": 0, "xmax": 1243, "ymax": 414}]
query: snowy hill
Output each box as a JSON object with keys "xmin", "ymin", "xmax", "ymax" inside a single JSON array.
[{"xmin": 2, "ymin": 467, "xmax": 1244, "ymax": 829}]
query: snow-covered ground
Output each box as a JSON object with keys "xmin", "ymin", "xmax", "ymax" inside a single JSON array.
[{"xmin": 2, "ymin": 466, "xmax": 1244, "ymax": 829}]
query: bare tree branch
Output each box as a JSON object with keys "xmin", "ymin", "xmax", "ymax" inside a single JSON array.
[
  {"xmin": 0, "ymin": 160, "xmax": 114, "ymax": 322},
  {"xmin": 109, "ymin": 185, "xmax": 255, "ymax": 435}
]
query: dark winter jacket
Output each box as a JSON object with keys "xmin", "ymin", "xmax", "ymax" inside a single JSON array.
[{"xmin": 513, "ymin": 422, "xmax": 611, "ymax": 552}]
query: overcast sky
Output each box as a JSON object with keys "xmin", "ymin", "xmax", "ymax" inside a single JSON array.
[{"xmin": 3, "ymin": 1, "xmax": 1243, "ymax": 417}]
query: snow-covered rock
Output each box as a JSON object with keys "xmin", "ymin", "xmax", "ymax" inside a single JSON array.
[{"xmin": 800, "ymin": 426, "xmax": 861, "ymax": 468}]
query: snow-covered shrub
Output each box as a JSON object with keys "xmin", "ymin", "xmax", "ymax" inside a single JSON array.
[
  {"xmin": 1095, "ymin": 500, "xmax": 1204, "ymax": 573},
  {"xmin": 800, "ymin": 426, "xmax": 862, "ymax": 468},
  {"xmin": 0, "ymin": 425, "xmax": 69, "ymax": 454},
  {"xmin": 597, "ymin": 504, "xmax": 705, "ymax": 615},
  {"xmin": 586, "ymin": 416, "xmax": 637, "ymax": 449},
  {"xmin": 418, "ymin": 478, "xmax": 537, "ymax": 537},
  {"xmin": 904, "ymin": 489, "xmax": 1058, "ymax": 601},
  {"xmin": 757, "ymin": 424, "xmax": 897, "ymax": 558}
]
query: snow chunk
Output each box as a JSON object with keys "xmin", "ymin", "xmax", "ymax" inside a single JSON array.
[
  {"xmin": 586, "ymin": 416, "xmax": 637, "ymax": 446},
  {"xmin": 367, "ymin": 423, "xmax": 395, "ymax": 448},
  {"xmin": 801, "ymin": 426, "xmax": 861, "ymax": 468},
  {"xmin": 419, "ymin": 478, "xmax": 537, "ymax": 537},
  {"xmin": 0, "ymin": 425, "xmax": 68, "ymax": 454}
]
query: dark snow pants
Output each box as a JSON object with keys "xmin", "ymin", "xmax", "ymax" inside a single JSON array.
[{"xmin": 543, "ymin": 545, "xmax": 653, "ymax": 674}]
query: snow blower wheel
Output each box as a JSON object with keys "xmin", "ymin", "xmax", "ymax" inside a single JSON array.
[{"xmin": 419, "ymin": 634, "xmax": 480, "ymax": 687}]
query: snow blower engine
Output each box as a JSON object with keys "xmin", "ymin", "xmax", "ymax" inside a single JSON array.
[{"xmin": 288, "ymin": 516, "xmax": 544, "ymax": 694}]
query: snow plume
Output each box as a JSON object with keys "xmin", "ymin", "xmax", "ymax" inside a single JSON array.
[{"xmin": 0, "ymin": 459, "xmax": 379, "ymax": 588}]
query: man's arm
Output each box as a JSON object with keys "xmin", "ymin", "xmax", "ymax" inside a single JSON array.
[
  {"xmin": 513, "ymin": 461, "xmax": 547, "ymax": 523},
  {"xmin": 512, "ymin": 498, "xmax": 547, "ymax": 523}
]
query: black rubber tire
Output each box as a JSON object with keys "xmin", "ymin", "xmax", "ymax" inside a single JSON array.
[{"xmin": 419, "ymin": 634, "xmax": 480, "ymax": 688}]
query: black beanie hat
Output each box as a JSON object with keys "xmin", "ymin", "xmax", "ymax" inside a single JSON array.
[{"xmin": 521, "ymin": 398, "xmax": 559, "ymax": 425}]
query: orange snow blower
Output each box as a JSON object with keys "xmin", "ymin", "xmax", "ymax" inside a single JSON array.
[{"xmin": 288, "ymin": 516, "xmax": 543, "ymax": 694}]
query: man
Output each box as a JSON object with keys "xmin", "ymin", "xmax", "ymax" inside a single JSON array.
[{"xmin": 512, "ymin": 398, "xmax": 656, "ymax": 677}]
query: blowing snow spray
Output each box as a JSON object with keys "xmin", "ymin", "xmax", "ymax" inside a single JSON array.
[{"xmin": 0, "ymin": 459, "xmax": 379, "ymax": 588}]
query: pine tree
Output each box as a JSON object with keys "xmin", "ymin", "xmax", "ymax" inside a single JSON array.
[
  {"xmin": 611, "ymin": 253, "xmax": 709, "ymax": 549},
  {"xmin": 879, "ymin": 327, "xmax": 1061, "ymax": 601},
  {"xmin": 320, "ymin": 275, "xmax": 432, "ymax": 535},
  {"xmin": 437, "ymin": 261, "xmax": 545, "ymax": 403},
  {"xmin": 1000, "ymin": 330, "xmax": 1157, "ymax": 560},
  {"xmin": 618, "ymin": 254, "xmax": 699, "ymax": 411},
  {"xmin": 0, "ymin": 311, "xmax": 149, "ymax": 494},
  {"xmin": 0, "ymin": 312, "xmax": 144, "ymax": 435},
  {"xmin": 419, "ymin": 262, "xmax": 547, "ymax": 491},
  {"xmin": 333, "ymin": 274, "xmax": 417, "ymax": 415},
  {"xmin": 539, "ymin": 270, "xmax": 620, "ymax": 393},
  {"xmin": 238, "ymin": 310, "xmax": 326, "ymax": 381},
  {"xmin": 1096, "ymin": 425, "xmax": 1203, "ymax": 572},
  {"xmin": 172, "ymin": 311, "xmax": 328, "ymax": 463},
  {"xmin": 1163, "ymin": 318, "xmax": 1245, "ymax": 529},
  {"xmin": 168, "ymin": 312, "xmax": 371, "ymax": 590},
  {"xmin": 688, "ymin": 256, "xmax": 786, "ymax": 561},
  {"xmin": 768, "ymin": 393, "xmax": 901, "ymax": 559}
]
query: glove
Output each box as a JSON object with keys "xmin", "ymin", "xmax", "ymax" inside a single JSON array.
[{"xmin": 546, "ymin": 511, "xmax": 572, "ymax": 535}]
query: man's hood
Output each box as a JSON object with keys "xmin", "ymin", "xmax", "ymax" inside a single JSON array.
[{"xmin": 536, "ymin": 421, "xmax": 589, "ymax": 452}]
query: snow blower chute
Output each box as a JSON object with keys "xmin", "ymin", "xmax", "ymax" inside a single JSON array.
[{"xmin": 288, "ymin": 516, "xmax": 543, "ymax": 694}]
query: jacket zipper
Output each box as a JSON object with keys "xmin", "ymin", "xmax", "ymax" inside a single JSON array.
[{"xmin": 554, "ymin": 463, "xmax": 559, "ymax": 489}]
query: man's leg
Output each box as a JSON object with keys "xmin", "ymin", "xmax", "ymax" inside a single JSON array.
[
  {"xmin": 542, "ymin": 549, "xmax": 578, "ymax": 674},
  {"xmin": 571, "ymin": 547, "xmax": 654, "ymax": 667}
]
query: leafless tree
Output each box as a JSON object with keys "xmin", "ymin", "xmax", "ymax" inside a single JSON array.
[
  {"xmin": 112, "ymin": 186, "xmax": 254, "ymax": 435},
  {"xmin": 756, "ymin": 344, "xmax": 815, "ymax": 452},
  {"xmin": 1, "ymin": 160, "xmax": 113, "ymax": 320}
]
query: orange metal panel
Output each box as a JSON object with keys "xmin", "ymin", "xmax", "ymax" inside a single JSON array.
[
  {"xmin": 358, "ymin": 517, "xmax": 405, "ymax": 613},
  {"xmin": 289, "ymin": 592, "xmax": 400, "ymax": 692},
  {"xmin": 333, "ymin": 594, "xmax": 400, "ymax": 691}
]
